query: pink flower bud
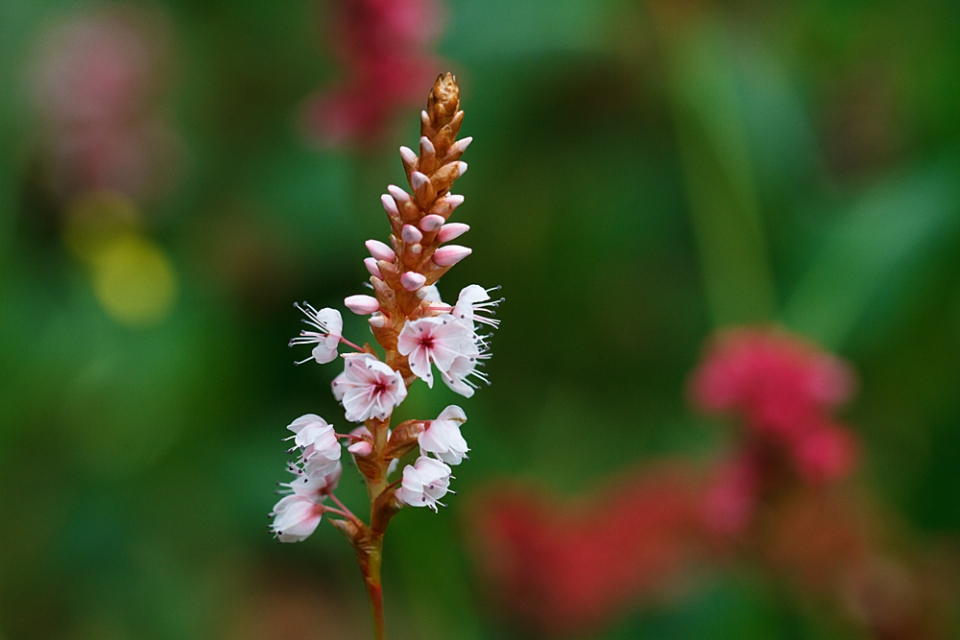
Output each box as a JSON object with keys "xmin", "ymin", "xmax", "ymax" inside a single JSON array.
[
  {"xmin": 344, "ymin": 295, "xmax": 380, "ymax": 315},
  {"xmin": 419, "ymin": 136, "xmax": 435, "ymax": 156},
  {"xmin": 450, "ymin": 137, "xmax": 473, "ymax": 154},
  {"xmin": 387, "ymin": 185, "xmax": 410, "ymax": 202},
  {"xmin": 402, "ymin": 224, "xmax": 423, "ymax": 244},
  {"xmin": 430, "ymin": 194, "xmax": 464, "ymax": 217},
  {"xmin": 380, "ymin": 194, "xmax": 399, "ymax": 216},
  {"xmin": 420, "ymin": 214, "xmax": 445, "ymax": 232},
  {"xmin": 438, "ymin": 223, "xmax": 470, "ymax": 242},
  {"xmin": 456, "ymin": 161, "xmax": 468, "ymax": 176},
  {"xmin": 365, "ymin": 239, "xmax": 396, "ymax": 262},
  {"xmin": 368, "ymin": 313, "xmax": 387, "ymax": 328},
  {"xmin": 411, "ymin": 171, "xmax": 430, "ymax": 191},
  {"xmin": 400, "ymin": 272, "xmax": 427, "ymax": 291},
  {"xmin": 363, "ymin": 257, "xmax": 382, "ymax": 279},
  {"xmin": 433, "ymin": 245, "xmax": 472, "ymax": 267},
  {"xmin": 348, "ymin": 440, "xmax": 373, "ymax": 457},
  {"xmin": 399, "ymin": 146, "xmax": 417, "ymax": 165}
]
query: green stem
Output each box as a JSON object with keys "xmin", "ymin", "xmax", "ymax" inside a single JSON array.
[{"xmin": 363, "ymin": 543, "xmax": 386, "ymax": 640}]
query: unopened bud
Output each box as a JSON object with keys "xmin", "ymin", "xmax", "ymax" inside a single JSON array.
[
  {"xmin": 420, "ymin": 214, "xmax": 445, "ymax": 232},
  {"xmin": 387, "ymin": 185, "xmax": 410, "ymax": 202},
  {"xmin": 438, "ymin": 223, "xmax": 470, "ymax": 243},
  {"xmin": 399, "ymin": 146, "xmax": 417, "ymax": 166},
  {"xmin": 365, "ymin": 239, "xmax": 396, "ymax": 262},
  {"xmin": 400, "ymin": 272, "xmax": 427, "ymax": 291},
  {"xmin": 363, "ymin": 257, "xmax": 382, "ymax": 279},
  {"xmin": 381, "ymin": 194, "xmax": 399, "ymax": 216},
  {"xmin": 430, "ymin": 194, "xmax": 465, "ymax": 217},
  {"xmin": 456, "ymin": 161, "xmax": 468, "ymax": 177},
  {"xmin": 432, "ymin": 245, "xmax": 472, "ymax": 267},
  {"xmin": 420, "ymin": 137, "xmax": 436, "ymax": 156},
  {"xmin": 450, "ymin": 137, "xmax": 473, "ymax": 155},
  {"xmin": 411, "ymin": 171, "xmax": 430, "ymax": 191},
  {"xmin": 348, "ymin": 441, "xmax": 373, "ymax": 456},
  {"xmin": 368, "ymin": 313, "xmax": 387, "ymax": 328},
  {"xmin": 402, "ymin": 224, "xmax": 423, "ymax": 244},
  {"xmin": 344, "ymin": 295, "xmax": 380, "ymax": 315}
]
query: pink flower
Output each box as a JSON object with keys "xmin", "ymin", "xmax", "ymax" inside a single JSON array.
[
  {"xmin": 398, "ymin": 455, "xmax": 452, "ymax": 511},
  {"xmin": 289, "ymin": 303, "xmax": 343, "ymax": 364},
  {"xmin": 792, "ymin": 422, "xmax": 859, "ymax": 484},
  {"xmin": 286, "ymin": 414, "xmax": 341, "ymax": 476},
  {"xmin": 397, "ymin": 315, "xmax": 474, "ymax": 387},
  {"xmin": 332, "ymin": 354, "xmax": 407, "ymax": 422},
  {"xmin": 418, "ymin": 405, "xmax": 468, "ymax": 465},
  {"xmin": 690, "ymin": 328, "xmax": 854, "ymax": 440},
  {"xmin": 269, "ymin": 494, "xmax": 324, "ymax": 543}
]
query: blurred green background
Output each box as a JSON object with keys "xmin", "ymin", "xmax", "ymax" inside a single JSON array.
[{"xmin": 2, "ymin": 0, "xmax": 959, "ymax": 638}]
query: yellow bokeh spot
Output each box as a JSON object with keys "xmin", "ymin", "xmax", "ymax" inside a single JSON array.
[
  {"xmin": 63, "ymin": 191, "xmax": 142, "ymax": 263},
  {"xmin": 90, "ymin": 233, "xmax": 178, "ymax": 327}
]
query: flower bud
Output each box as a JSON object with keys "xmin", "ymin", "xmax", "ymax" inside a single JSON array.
[
  {"xmin": 420, "ymin": 214, "xmax": 445, "ymax": 232},
  {"xmin": 411, "ymin": 171, "xmax": 430, "ymax": 191},
  {"xmin": 399, "ymin": 146, "xmax": 417, "ymax": 166},
  {"xmin": 387, "ymin": 185, "xmax": 410, "ymax": 202},
  {"xmin": 402, "ymin": 224, "xmax": 423, "ymax": 244},
  {"xmin": 430, "ymin": 194, "xmax": 464, "ymax": 217},
  {"xmin": 365, "ymin": 239, "xmax": 396, "ymax": 262},
  {"xmin": 380, "ymin": 194, "xmax": 399, "ymax": 216},
  {"xmin": 368, "ymin": 313, "xmax": 388, "ymax": 329},
  {"xmin": 400, "ymin": 272, "xmax": 427, "ymax": 292},
  {"xmin": 438, "ymin": 223, "xmax": 470, "ymax": 243},
  {"xmin": 449, "ymin": 137, "xmax": 473, "ymax": 155},
  {"xmin": 363, "ymin": 257, "xmax": 382, "ymax": 279},
  {"xmin": 348, "ymin": 440, "xmax": 373, "ymax": 457},
  {"xmin": 432, "ymin": 245, "xmax": 472, "ymax": 267},
  {"xmin": 344, "ymin": 295, "xmax": 380, "ymax": 315}
]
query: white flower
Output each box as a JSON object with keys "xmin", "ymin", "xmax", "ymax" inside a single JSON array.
[
  {"xmin": 289, "ymin": 460, "xmax": 342, "ymax": 498},
  {"xmin": 331, "ymin": 353, "xmax": 407, "ymax": 422},
  {"xmin": 419, "ymin": 405, "xmax": 469, "ymax": 465},
  {"xmin": 286, "ymin": 414, "xmax": 341, "ymax": 476},
  {"xmin": 397, "ymin": 315, "xmax": 475, "ymax": 387},
  {"xmin": 398, "ymin": 456, "xmax": 453, "ymax": 512},
  {"xmin": 440, "ymin": 354, "xmax": 487, "ymax": 398},
  {"xmin": 269, "ymin": 494, "xmax": 323, "ymax": 543},
  {"xmin": 453, "ymin": 284, "xmax": 501, "ymax": 329},
  {"xmin": 289, "ymin": 303, "xmax": 343, "ymax": 364}
]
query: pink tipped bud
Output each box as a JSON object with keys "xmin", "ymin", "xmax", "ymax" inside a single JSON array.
[
  {"xmin": 344, "ymin": 295, "xmax": 380, "ymax": 315},
  {"xmin": 432, "ymin": 245, "xmax": 472, "ymax": 267},
  {"xmin": 365, "ymin": 239, "xmax": 396, "ymax": 262},
  {"xmin": 430, "ymin": 194, "xmax": 465, "ymax": 217},
  {"xmin": 456, "ymin": 161, "xmax": 468, "ymax": 177},
  {"xmin": 387, "ymin": 185, "xmax": 410, "ymax": 202},
  {"xmin": 402, "ymin": 224, "xmax": 423, "ymax": 244},
  {"xmin": 438, "ymin": 223, "xmax": 470, "ymax": 243},
  {"xmin": 363, "ymin": 258, "xmax": 382, "ymax": 279},
  {"xmin": 399, "ymin": 146, "xmax": 417, "ymax": 165},
  {"xmin": 381, "ymin": 194, "xmax": 399, "ymax": 216},
  {"xmin": 411, "ymin": 171, "xmax": 430, "ymax": 191},
  {"xmin": 368, "ymin": 313, "xmax": 387, "ymax": 328},
  {"xmin": 420, "ymin": 214, "xmax": 445, "ymax": 232},
  {"xmin": 400, "ymin": 272, "xmax": 427, "ymax": 291},
  {"xmin": 420, "ymin": 137, "xmax": 435, "ymax": 156},
  {"xmin": 451, "ymin": 137, "xmax": 473, "ymax": 154},
  {"xmin": 348, "ymin": 441, "xmax": 373, "ymax": 457}
]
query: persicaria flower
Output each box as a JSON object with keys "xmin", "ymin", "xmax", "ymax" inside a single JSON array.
[
  {"xmin": 289, "ymin": 303, "xmax": 343, "ymax": 364},
  {"xmin": 453, "ymin": 284, "xmax": 501, "ymax": 329},
  {"xmin": 419, "ymin": 405, "xmax": 469, "ymax": 465},
  {"xmin": 286, "ymin": 414, "xmax": 341, "ymax": 477},
  {"xmin": 398, "ymin": 455, "xmax": 453, "ymax": 511},
  {"xmin": 332, "ymin": 353, "xmax": 407, "ymax": 422},
  {"xmin": 398, "ymin": 315, "xmax": 475, "ymax": 387},
  {"xmin": 270, "ymin": 494, "xmax": 324, "ymax": 543}
]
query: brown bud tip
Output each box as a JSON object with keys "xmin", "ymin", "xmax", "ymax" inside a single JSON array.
[{"xmin": 428, "ymin": 73, "xmax": 460, "ymax": 124}]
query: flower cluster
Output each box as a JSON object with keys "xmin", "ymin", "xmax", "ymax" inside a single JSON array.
[
  {"xmin": 270, "ymin": 73, "xmax": 497, "ymax": 637},
  {"xmin": 301, "ymin": 0, "xmax": 446, "ymax": 148},
  {"xmin": 30, "ymin": 9, "xmax": 182, "ymax": 203}
]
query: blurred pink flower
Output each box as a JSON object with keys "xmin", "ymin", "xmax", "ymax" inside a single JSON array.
[{"xmin": 301, "ymin": 0, "xmax": 446, "ymax": 148}]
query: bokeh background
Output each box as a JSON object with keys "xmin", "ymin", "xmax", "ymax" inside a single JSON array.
[{"xmin": 2, "ymin": 0, "xmax": 959, "ymax": 638}]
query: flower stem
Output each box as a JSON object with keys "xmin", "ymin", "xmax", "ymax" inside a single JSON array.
[{"xmin": 361, "ymin": 535, "xmax": 386, "ymax": 640}]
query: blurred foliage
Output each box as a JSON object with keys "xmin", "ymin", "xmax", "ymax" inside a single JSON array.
[{"xmin": 1, "ymin": 0, "xmax": 959, "ymax": 638}]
